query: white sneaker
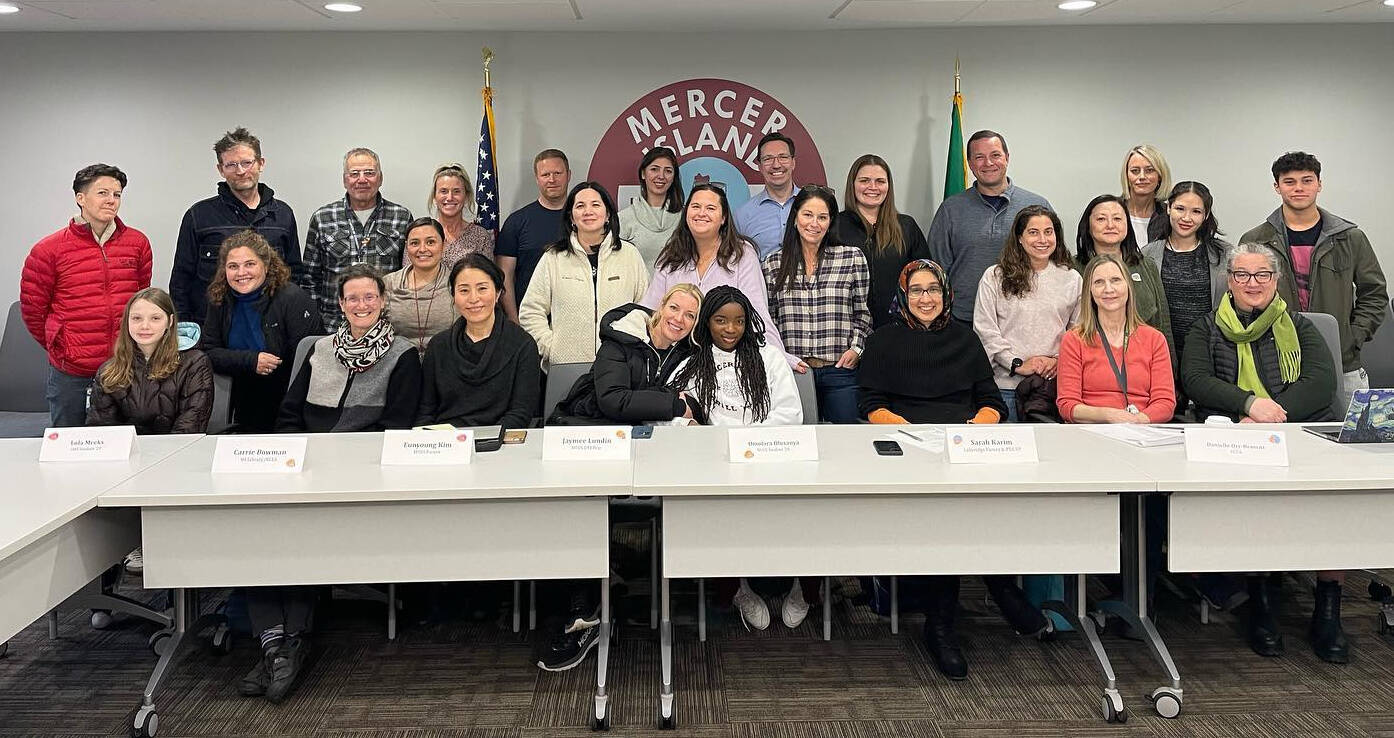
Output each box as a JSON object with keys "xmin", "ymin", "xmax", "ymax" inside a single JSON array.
[
  {"xmin": 123, "ymin": 547, "xmax": 144, "ymax": 575},
  {"xmin": 732, "ymin": 580, "xmax": 770, "ymax": 631},
  {"xmin": 781, "ymin": 580, "xmax": 810, "ymax": 628}
]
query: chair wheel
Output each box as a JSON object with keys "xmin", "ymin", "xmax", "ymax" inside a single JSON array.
[
  {"xmin": 131, "ymin": 705, "xmax": 158, "ymax": 737},
  {"xmin": 148, "ymin": 631, "xmax": 173, "ymax": 657},
  {"xmin": 1149, "ymin": 687, "xmax": 1183, "ymax": 719},
  {"xmin": 1102, "ymin": 691, "xmax": 1127, "ymax": 723}
]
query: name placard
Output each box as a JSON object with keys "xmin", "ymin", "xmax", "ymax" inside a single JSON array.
[
  {"xmin": 728, "ymin": 425, "xmax": 819, "ymax": 462},
  {"xmin": 1184, "ymin": 427, "xmax": 1289, "ymax": 466},
  {"xmin": 39, "ymin": 425, "xmax": 136, "ymax": 462},
  {"xmin": 381, "ymin": 429, "xmax": 474, "ymax": 465},
  {"xmin": 542, "ymin": 426, "xmax": 632, "ymax": 461},
  {"xmin": 212, "ymin": 436, "xmax": 308, "ymax": 473},
  {"xmin": 945, "ymin": 425, "xmax": 1039, "ymax": 464}
]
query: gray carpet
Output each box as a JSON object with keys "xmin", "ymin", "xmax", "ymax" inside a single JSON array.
[{"xmin": 3, "ymin": 572, "xmax": 1394, "ymax": 737}]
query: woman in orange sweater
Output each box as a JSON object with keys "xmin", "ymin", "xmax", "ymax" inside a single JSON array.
[{"xmin": 1057, "ymin": 254, "xmax": 1176, "ymax": 423}]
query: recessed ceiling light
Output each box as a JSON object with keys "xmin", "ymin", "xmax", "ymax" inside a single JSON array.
[
  {"xmin": 0, "ymin": 3, "xmax": 21, "ymax": 14},
  {"xmin": 1058, "ymin": 0, "xmax": 1097, "ymax": 10},
  {"xmin": 324, "ymin": 2, "xmax": 362, "ymax": 12}
]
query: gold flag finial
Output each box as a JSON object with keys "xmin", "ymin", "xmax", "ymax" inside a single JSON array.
[
  {"xmin": 954, "ymin": 56, "xmax": 961, "ymax": 95},
  {"xmin": 482, "ymin": 47, "xmax": 495, "ymax": 88}
]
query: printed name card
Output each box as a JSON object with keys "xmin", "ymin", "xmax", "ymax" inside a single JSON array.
[
  {"xmin": 212, "ymin": 436, "xmax": 308, "ymax": 473},
  {"xmin": 1184, "ymin": 427, "xmax": 1289, "ymax": 466},
  {"xmin": 945, "ymin": 425, "xmax": 1039, "ymax": 464},
  {"xmin": 39, "ymin": 425, "xmax": 136, "ymax": 462},
  {"xmin": 542, "ymin": 426, "xmax": 632, "ymax": 461},
  {"xmin": 728, "ymin": 425, "xmax": 819, "ymax": 462},
  {"xmin": 381, "ymin": 429, "xmax": 474, "ymax": 465}
]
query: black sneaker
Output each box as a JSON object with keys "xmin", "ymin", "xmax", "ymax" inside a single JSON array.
[
  {"xmin": 564, "ymin": 589, "xmax": 601, "ymax": 634},
  {"xmin": 265, "ymin": 636, "xmax": 309, "ymax": 704},
  {"xmin": 537, "ymin": 625, "xmax": 601, "ymax": 672},
  {"xmin": 237, "ymin": 657, "xmax": 269, "ymax": 697}
]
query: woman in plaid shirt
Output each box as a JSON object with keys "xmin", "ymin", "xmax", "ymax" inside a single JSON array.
[{"xmin": 761, "ymin": 186, "xmax": 872, "ymax": 424}]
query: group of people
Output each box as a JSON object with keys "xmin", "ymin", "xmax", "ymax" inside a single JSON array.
[{"xmin": 17, "ymin": 123, "xmax": 1385, "ymax": 698}]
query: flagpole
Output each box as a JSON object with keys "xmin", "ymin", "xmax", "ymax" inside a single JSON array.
[
  {"xmin": 482, "ymin": 46, "xmax": 494, "ymax": 90},
  {"xmin": 954, "ymin": 56, "xmax": 960, "ymax": 96}
]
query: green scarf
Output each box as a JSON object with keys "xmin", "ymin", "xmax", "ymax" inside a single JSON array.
[{"xmin": 1214, "ymin": 293, "xmax": 1301, "ymax": 398}]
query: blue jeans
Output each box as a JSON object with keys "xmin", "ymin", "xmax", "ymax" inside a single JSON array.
[
  {"xmin": 46, "ymin": 365, "xmax": 92, "ymax": 427},
  {"xmin": 998, "ymin": 388, "xmax": 1019, "ymax": 423},
  {"xmin": 812, "ymin": 365, "xmax": 859, "ymax": 424}
]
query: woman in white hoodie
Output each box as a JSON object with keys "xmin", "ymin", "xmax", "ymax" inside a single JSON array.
[
  {"xmin": 671, "ymin": 285, "xmax": 801, "ymax": 426},
  {"xmin": 618, "ymin": 146, "xmax": 684, "ymax": 270},
  {"xmin": 519, "ymin": 181, "xmax": 650, "ymax": 370}
]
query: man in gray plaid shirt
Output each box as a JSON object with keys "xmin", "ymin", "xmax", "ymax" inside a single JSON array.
[{"xmin": 300, "ymin": 147, "xmax": 414, "ymax": 329}]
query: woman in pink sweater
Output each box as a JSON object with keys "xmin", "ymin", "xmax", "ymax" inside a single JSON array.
[{"xmin": 1057, "ymin": 254, "xmax": 1176, "ymax": 423}]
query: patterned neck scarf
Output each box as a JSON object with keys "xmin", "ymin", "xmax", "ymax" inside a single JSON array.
[
  {"xmin": 333, "ymin": 317, "xmax": 395, "ymax": 374},
  {"xmin": 892, "ymin": 259, "xmax": 953, "ymax": 332}
]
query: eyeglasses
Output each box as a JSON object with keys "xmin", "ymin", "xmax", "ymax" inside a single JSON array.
[
  {"xmin": 346, "ymin": 169, "xmax": 379, "ymax": 179},
  {"xmin": 907, "ymin": 286, "xmax": 943, "ymax": 299},
  {"xmin": 1229, "ymin": 270, "xmax": 1275, "ymax": 285},
  {"xmin": 341, "ymin": 294, "xmax": 382, "ymax": 307},
  {"xmin": 759, "ymin": 154, "xmax": 793, "ymax": 166},
  {"xmin": 220, "ymin": 159, "xmax": 260, "ymax": 173}
]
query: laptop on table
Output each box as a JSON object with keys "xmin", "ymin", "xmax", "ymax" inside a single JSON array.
[{"xmin": 1304, "ymin": 389, "xmax": 1394, "ymax": 444}]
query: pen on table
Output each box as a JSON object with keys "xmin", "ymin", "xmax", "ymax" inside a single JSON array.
[{"xmin": 898, "ymin": 429, "xmax": 924, "ymax": 443}]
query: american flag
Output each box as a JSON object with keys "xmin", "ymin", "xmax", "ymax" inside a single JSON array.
[{"xmin": 475, "ymin": 86, "xmax": 499, "ymax": 235}]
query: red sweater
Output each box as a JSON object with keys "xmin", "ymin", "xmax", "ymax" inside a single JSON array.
[
  {"xmin": 21, "ymin": 217, "xmax": 153, "ymax": 377},
  {"xmin": 1056, "ymin": 324, "xmax": 1176, "ymax": 422}
]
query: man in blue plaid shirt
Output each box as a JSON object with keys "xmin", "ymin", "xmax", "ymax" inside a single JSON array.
[{"xmin": 300, "ymin": 147, "xmax": 414, "ymax": 329}]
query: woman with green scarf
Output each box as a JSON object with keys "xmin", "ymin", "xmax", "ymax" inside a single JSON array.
[{"xmin": 1180, "ymin": 241, "xmax": 1344, "ymax": 664}]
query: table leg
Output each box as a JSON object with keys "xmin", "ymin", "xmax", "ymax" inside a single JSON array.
[
  {"xmin": 1095, "ymin": 493, "xmax": 1183, "ymax": 719},
  {"xmin": 697, "ymin": 579, "xmax": 706, "ymax": 643},
  {"xmin": 529, "ymin": 581, "xmax": 537, "ymax": 631},
  {"xmin": 1043, "ymin": 575, "xmax": 1126, "ymax": 723},
  {"xmin": 659, "ymin": 575, "xmax": 674, "ymax": 729},
  {"xmin": 591, "ymin": 575, "xmax": 612, "ymax": 730},
  {"xmin": 890, "ymin": 576, "xmax": 899, "ymax": 635},
  {"xmin": 650, "ymin": 517, "xmax": 660, "ymax": 630},
  {"xmin": 387, "ymin": 583, "xmax": 397, "ymax": 641},
  {"xmin": 822, "ymin": 577, "xmax": 831, "ymax": 641},
  {"xmin": 512, "ymin": 581, "xmax": 521, "ymax": 633}
]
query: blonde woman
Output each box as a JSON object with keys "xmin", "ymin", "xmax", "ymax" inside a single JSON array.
[
  {"xmin": 428, "ymin": 163, "xmax": 495, "ymax": 267},
  {"xmin": 1120, "ymin": 144, "xmax": 1173, "ymax": 249}
]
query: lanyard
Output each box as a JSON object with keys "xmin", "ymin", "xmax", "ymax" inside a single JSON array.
[{"xmin": 1100, "ymin": 332, "xmax": 1138, "ymax": 413}]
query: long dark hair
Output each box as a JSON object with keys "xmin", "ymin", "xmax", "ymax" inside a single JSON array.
[
  {"xmin": 553, "ymin": 181, "xmax": 622, "ymax": 253},
  {"xmin": 843, "ymin": 154, "xmax": 905, "ymax": 256},
  {"xmin": 770, "ymin": 187, "xmax": 840, "ymax": 294},
  {"xmin": 638, "ymin": 147, "xmax": 684, "ymax": 214},
  {"xmin": 998, "ymin": 205, "xmax": 1072, "ymax": 299},
  {"xmin": 1075, "ymin": 194, "xmax": 1141, "ymax": 266},
  {"xmin": 1161, "ymin": 181, "xmax": 1227, "ymax": 263},
  {"xmin": 655, "ymin": 183, "xmax": 747, "ymax": 274},
  {"xmin": 672, "ymin": 286, "xmax": 771, "ymax": 423}
]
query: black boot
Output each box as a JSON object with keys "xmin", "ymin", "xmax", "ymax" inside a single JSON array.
[
  {"xmin": 1309, "ymin": 580, "xmax": 1350, "ymax": 664},
  {"xmin": 1246, "ymin": 575, "xmax": 1284, "ymax": 657},
  {"xmin": 983, "ymin": 576, "xmax": 1049, "ymax": 636},
  {"xmin": 922, "ymin": 577, "xmax": 967, "ymax": 680}
]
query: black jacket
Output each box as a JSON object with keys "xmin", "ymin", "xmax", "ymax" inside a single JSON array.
[
  {"xmin": 200, "ymin": 283, "xmax": 323, "ymax": 433},
  {"xmin": 1181, "ymin": 308, "xmax": 1335, "ymax": 423},
  {"xmin": 171, "ymin": 182, "xmax": 303, "ymax": 324},
  {"xmin": 550, "ymin": 304, "xmax": 695, "ymax": 425},
  {"xmin": 86, "ymin": 349, "xmax": 214, "ymax": 434},
  {"xmin": 415, "ymin": 313, "xmax": 541, "ymax": 431}
]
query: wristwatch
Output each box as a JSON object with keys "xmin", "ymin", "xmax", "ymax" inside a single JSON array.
[{"xmin": 1010, "ymin": 357, "xmax": 1023, "ymax": 374}]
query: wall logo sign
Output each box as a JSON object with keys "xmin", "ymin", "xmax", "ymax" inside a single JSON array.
[{"xmin": 588, "ymin": 78, "xmax": 826, "ymax": 213}]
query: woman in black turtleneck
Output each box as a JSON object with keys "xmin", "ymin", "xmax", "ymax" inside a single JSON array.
[{"xmin": 416, "ymin": 253, "xmax": 540, "ymax": 431}]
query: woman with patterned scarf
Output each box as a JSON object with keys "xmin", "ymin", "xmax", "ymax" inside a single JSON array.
[
  {"xmin": 1180, "ymin": 241, "xmax": 1343, "ymax": 664},
  {"xmin": 857, "ymin": 259, "xmax": 1048, "ymax": 682},
  {"xmin": 277, "ymin": 264, "xmax": 422, "ymax": 433}
]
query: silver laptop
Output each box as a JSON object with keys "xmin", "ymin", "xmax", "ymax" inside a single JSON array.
[{"xmin": 1304, "ymin": 389, "xmax": 1394, "ymax": 444}]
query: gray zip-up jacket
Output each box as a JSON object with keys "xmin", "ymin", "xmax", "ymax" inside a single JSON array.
[{"xmin": 927, "ymin": 180, "xmax": 1052, "ymax": 322}]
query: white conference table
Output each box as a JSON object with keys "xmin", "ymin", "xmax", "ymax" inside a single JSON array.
[
  {"xmin": 0, "ymin": 434, "xmax": 202, "ymax": 649},
  {"xmin": 98, "ymin": 431, "xmax": 629, "ymax": 734},
  {"xmin": 634, "ymin": 424, "xmax": 1159, "ymax": 727},
  {"xmin": 1118, "ymin": 423, "xmax": 1394, "ymax": 573}
]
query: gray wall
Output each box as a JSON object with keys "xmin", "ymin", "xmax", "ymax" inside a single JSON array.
[{"xmin": 2, "ymin": 25, "xmax": 1391, "ymax": 313}]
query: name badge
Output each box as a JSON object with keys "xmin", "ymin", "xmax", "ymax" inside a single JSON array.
[
  {"xmin": 1184, "ymin": 427, "xmax": 1289, "ymax": 466},
  {"xmin": 542, "ymin": 426, "xmax": 632, "ymax": 461},
  {"xmin": 945, "ymin": 425, "xmax": 1038, "ymax": 464},
  {"xmin": 381, "ymin": 429, "xmax": 474, "ymax": 465},
  {"xmin": 212, "ymin": 436, "xmax": 308, "ymax": 473},
  {"xmin": 39, "ymin": 425, "xmax": 136, "ymax": 462},
  {"xmin": 728, "ymin": 425, "xmax": 819, "ymax": 462}
]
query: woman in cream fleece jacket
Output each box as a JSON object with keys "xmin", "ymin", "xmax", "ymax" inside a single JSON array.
[{"xmin": 520, "ymin": 181, "xmax": 650, "ymax": 369}]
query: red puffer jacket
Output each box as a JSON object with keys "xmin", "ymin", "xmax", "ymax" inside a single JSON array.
[{"xmin": 20, "ymin": 217, "xmax": 153, "ymax": 377}]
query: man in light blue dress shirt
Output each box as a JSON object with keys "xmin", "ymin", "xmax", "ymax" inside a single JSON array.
[{"xmin": 735, "ymin": 132, "xmax": 799, "ymax": 259}]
